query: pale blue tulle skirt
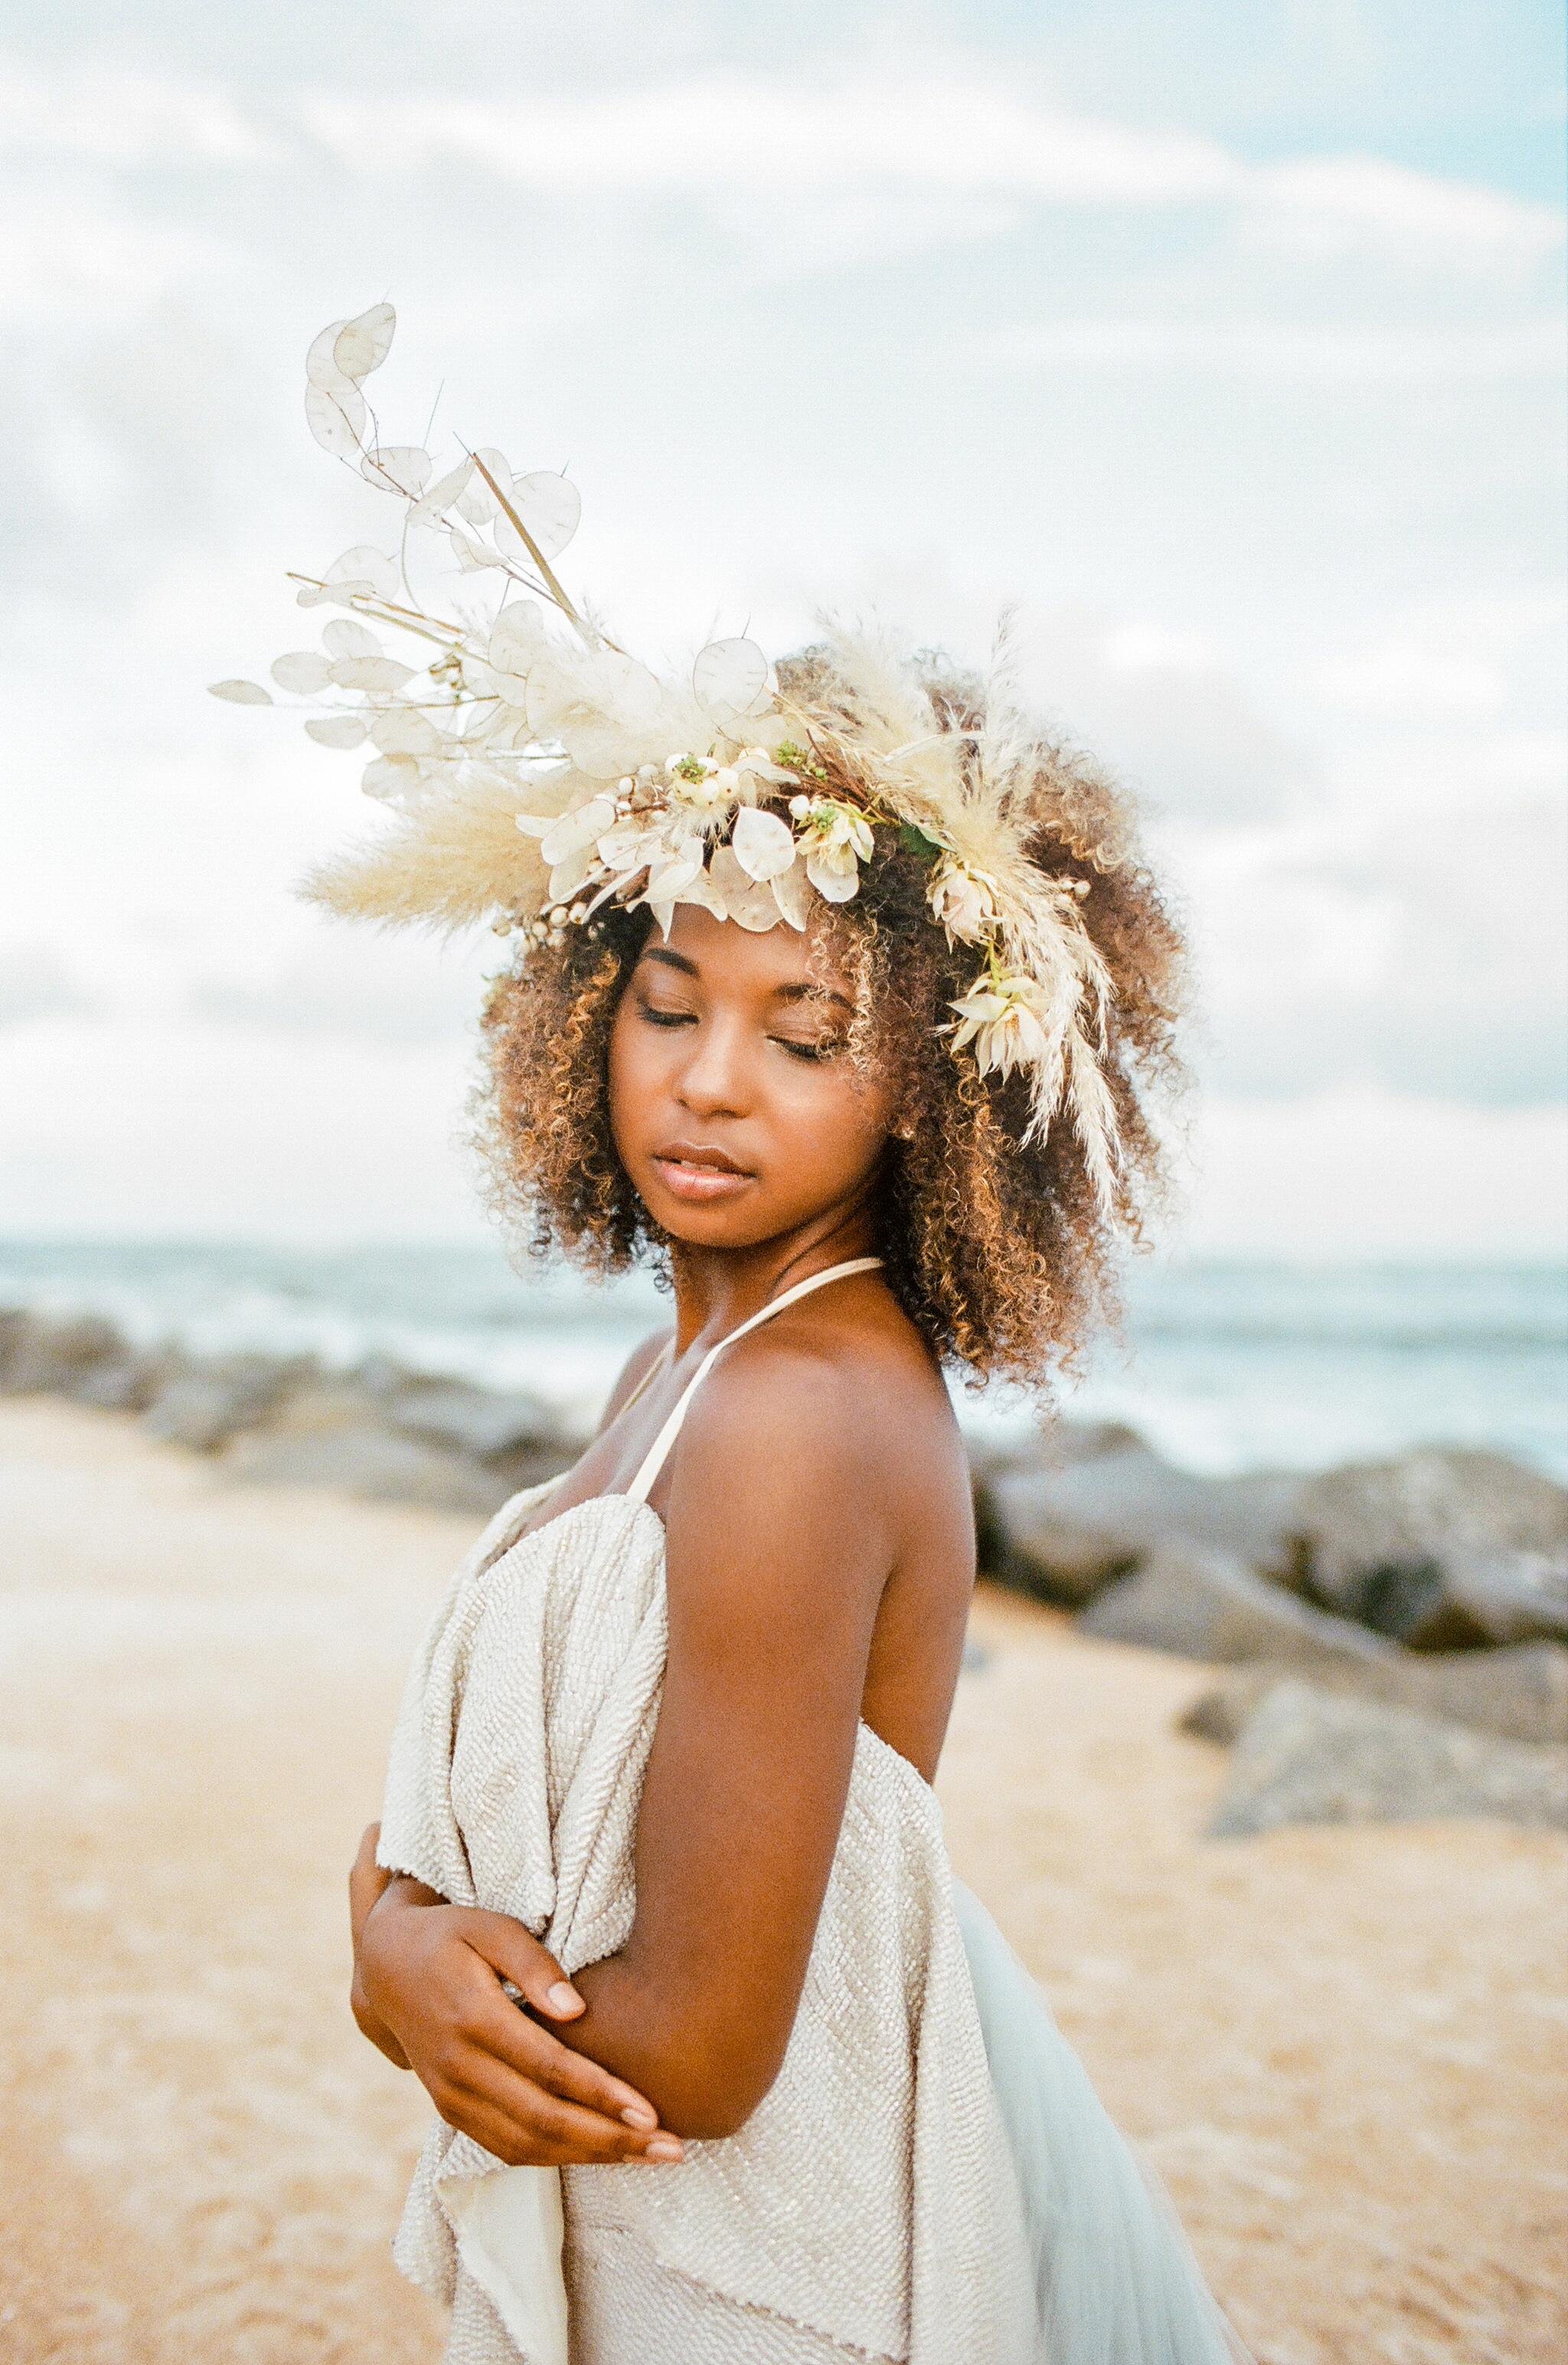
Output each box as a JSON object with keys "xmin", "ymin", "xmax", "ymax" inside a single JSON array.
[{"xmin": 953, "ymin": 1883, "xmax": 1253, "ymax": 2365}]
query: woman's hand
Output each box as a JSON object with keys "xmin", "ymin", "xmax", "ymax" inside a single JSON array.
[{"xmin": 349, "ymin": 1824, "xmax": 681, "ymax": 2167}]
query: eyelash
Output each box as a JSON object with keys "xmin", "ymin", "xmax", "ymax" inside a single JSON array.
[{"xmin": 636, "ymin": 998, "xmax": 836, "ymax": 1063}]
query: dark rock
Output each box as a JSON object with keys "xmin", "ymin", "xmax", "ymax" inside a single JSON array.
[
  {"xmin": 0, "ymin": 1308, "xmax": 23, "ymax": 1370},
  {"xmin": 384, "ymin": 1378, "xmax": 565, "ymax": 1462},
  {"xmin": 1079, "ymin": 1547, "xmax": 1393, "ymax": 1666},
  {"xmin": 143, "ymin": 1357, "xmax": 301, "ymax": 1452},
  {"xmin": 1, "ymin": 1312, "xmax": 130, "ymax": 1400},
  {"xmin": 1292, "ymin": 1449, "xmax": 1568, "ymax": 1643},
  {"xmin": 1207, "ymin": 1679, "xmax": 1568, "ymax": 1837},
  {"xmin": 1181, "ymin": 1640, "xmax": 1568, "ymax": 1749},
  {"xmin": 1416, "ymin": 1548, "xmax": 1568, "ymax": 1649},
  {"xmin": 70, "ymin": 1350, "xmax": 172, "ymax": 1413},
  {"xmin": 220, "ymin": 1422, "xmax": 517, "ymax": 1515},
  {"xmin": 980, "ymin": 1436, "xmax": 1306, "ymax": 1606}
]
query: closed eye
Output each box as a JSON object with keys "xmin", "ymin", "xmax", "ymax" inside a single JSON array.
[
  {"xmin": 637, "ymin": 998, "xmax": 697, "ymax": 1028},
  {"xmin": 773, "ymin": 1035, "xmax": 841, "ymax": 1063}
]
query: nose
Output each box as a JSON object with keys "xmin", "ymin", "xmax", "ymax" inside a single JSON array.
[{"xmin": 675, "ymin": 1012, "xmax": 753, "ymax": 1121}]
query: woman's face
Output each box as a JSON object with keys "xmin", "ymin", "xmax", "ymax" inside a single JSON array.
[{"xmin": 607, "ymin": 905, "xmax": 898, "ymax": 1250}]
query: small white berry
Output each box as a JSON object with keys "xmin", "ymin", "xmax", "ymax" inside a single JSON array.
[{"xmin": 569, "ymin": 902, "xmax": 588, "ymax": 923}]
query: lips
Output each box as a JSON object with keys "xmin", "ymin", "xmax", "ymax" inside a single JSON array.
[{"xmin": 650, "ymin": 1142, "xmax": 756, "ymax": 1203}]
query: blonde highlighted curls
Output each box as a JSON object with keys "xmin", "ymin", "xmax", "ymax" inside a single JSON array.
[{"xmin": 475, "ymin": 661, "xmax": 1187, "ymax": 1387}]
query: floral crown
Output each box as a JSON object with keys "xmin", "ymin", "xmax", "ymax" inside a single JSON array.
[{"xmin": 212, "ymin": 303, "xmax": 1124, "ymax": 1202}]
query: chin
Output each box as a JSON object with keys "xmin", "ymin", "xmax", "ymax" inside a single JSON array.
[{"xmin": 641, "ymin": 1188, "xmax": 776, "ymax": 1250}]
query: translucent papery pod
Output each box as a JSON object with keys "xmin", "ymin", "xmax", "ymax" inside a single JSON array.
[{"xmin": 692, "ymin": 638, "xmax": 773, "ymax": 736}]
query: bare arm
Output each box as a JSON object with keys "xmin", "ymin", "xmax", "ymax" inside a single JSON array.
[
  {"xmin": 349, "ymin": 1327, "xmax": 684, "ymax": 2165},
  {"xmin": 557, "ymin": 1342, "xmax": 894, "ymax": 2138}
]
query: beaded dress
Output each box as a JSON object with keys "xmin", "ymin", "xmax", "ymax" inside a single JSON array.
[{"xmin": 377, "ymin": 1262, "xmax": 1247, "ymax": 2365}]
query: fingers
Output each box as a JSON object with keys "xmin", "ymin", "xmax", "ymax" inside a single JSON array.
[
  {"xmin": 430, "ymin": 2063, "xmax": 684, "ymax": 2167},
  {"xmin": 350, "ymin": 1966, "xmax": 412, "ymax": 2069},
  {"xmin": 459, "ymin": 1965, "xmax": 660, "ymax": 2131},
  {"xmin": 456, "ymin": 1906, "xmax": 585, "ymax": 2020},
  {"xmin": 354, "ymin": 1894, "xmax": 668, "ymax": 2160}
]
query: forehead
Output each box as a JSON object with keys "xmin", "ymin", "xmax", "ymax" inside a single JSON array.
[{"xmin": 643, "ymin": 905, "xmax": 854, "ymax": 1001}]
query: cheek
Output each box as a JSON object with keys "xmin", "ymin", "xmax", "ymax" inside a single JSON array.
[{"xmin": 786, "ymin": 1068, "xmax": 895, "ymax": 1182}]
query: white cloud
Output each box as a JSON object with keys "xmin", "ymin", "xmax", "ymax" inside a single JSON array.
[
  {"xmin": 1253, "ymin": 152, "xmax": 1565, "ymax": 259},
  {"xmin": 1008, "ymin": 609, "xmax": 1318, "ymax": 822},
  {"xmin": 292, "ymin": 70, "xmax": 1566, "ymax": 262},
  {"xmin": 298, "ymin": 72, "xmax": 1243, "ymax": 205},
  {"xmin": 0, "ymin": 51, "xmax": 271, "ymax": 165},
  {"xmin": 0, "ymin": 945, "xmax": 93, "ymax": 1027},
  {"xmin": 1318, "ymin": 590, "xmax": 1568, "ymax": 724},
  {"xmin": 0, "ymin": 195, "xmax": 220, "ymax": 313},
  {"xmin": 1181, "ymin": 785, "xmax": 1568, "ymax": 1102},
  {"xmin": 1181, "ymin": 1089, "xmax": 1568, "ymax": 1260},
  {"xmin": 185, "ymin": 929, "xmax": 489, "ymax": 1047},
  {"xmin": 977, "ymin": 318, "xmax": 1566, "ymax": 380},
  {"xmin": 2, "ymin": 47, "xmax": 1558, "ymax": 269},
  {"xmin": 0, "ymin": 1018, "xmax": 486, "ymax": 1240}
]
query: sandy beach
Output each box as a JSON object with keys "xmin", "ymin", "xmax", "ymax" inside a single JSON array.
[{"xmin": 2, "ymin": 1396, "xmax": 1563, "ymax": 2365}]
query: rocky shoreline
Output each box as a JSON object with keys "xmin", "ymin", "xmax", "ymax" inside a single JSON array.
[{"xmin": 7, "ymin": 1302, "xmax": 1566, "ymax": 1836}]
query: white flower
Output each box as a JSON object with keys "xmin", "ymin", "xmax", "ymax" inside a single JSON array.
[
  {"xmin": 929, "ymin": 857, "xmax": 1000, "ymax": 946},
  {"xmin": 731, "ymin": 805, "xmax": 797, "ymax": 883},
  {"xmin": 948, "ymin": 975, "xmax": 1052, "ymax": 1081},
  {"xmin": 805, "ymin": 840, "xmax": 861, "ymax": 902},
  {"xmin": 798, "ymin": 799, "xmax": 874, "ymax": 903}
]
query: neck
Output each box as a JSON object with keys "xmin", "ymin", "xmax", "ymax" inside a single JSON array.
[{"xmin": 665, "ymin": 1194, "xmax": 881, "ymax": 1352}]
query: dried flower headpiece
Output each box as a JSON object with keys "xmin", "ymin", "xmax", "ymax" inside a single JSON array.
[{"xmin": 212, "ymin": 303, "xmax": 1124, "ymax": 1200}]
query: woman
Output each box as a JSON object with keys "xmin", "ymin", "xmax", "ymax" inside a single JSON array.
[{"xmin": 223, "ymin": 305, "xmax": 1247, "ymax": 2363}]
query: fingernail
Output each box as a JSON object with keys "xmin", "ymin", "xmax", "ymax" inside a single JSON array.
[
  {"xmin": 620, "ymin": 2102, "xmax": 658, "ymax": 2129},
  {"xmin": 545, "ymin": 1981, "xmax": 583, "ymax": 2015},
  {"xmin": 644, "ymin": 2138, "xmax": 684, "ymax": 2163}
]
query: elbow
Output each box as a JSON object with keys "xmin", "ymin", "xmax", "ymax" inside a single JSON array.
[
  {"xmin": 644, "ymin": 2033, "xmax": 788, "ymax": 2144},
  {"xmin": 666, "ymin": 2089, "xmax": 763, "ymax": 2144},
  {"xmin": 663, "ymin": 2091, "xmax": 764, "ymax": 2143}
]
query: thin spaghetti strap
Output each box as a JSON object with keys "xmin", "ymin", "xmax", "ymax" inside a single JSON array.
[{"xmin": 623, "ymin": 1256, "xmax": 884, "ymax": 1506}]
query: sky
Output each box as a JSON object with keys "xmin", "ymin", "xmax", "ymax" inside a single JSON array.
[{"xmin": 1, "ymin": 0, "xmax": 1564, "ymax": 1256}]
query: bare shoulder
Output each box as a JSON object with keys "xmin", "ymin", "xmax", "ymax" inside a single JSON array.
[{"xmin": 664, "ymin": 1279, "xmax": 966, "ymax": 1566}]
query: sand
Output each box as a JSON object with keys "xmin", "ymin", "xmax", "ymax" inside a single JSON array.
[{"xmin": 0, "ymin": 1399, "xmax": 1563, "ymax": 2365}]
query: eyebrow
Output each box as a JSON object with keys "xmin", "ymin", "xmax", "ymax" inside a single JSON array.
[{"xmin": 640, "ymin": 942, "xmax": 854, "ymax": 1013}]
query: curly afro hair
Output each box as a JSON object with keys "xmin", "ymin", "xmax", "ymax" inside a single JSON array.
[{"xmin": 473, "ymin": 655, "xmax": 1187, "ymax": 1388}]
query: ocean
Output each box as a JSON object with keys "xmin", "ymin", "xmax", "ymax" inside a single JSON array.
[{"xmin": 3, "ymin": 1239, "xmax": 1564, "ymax": 1482}]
